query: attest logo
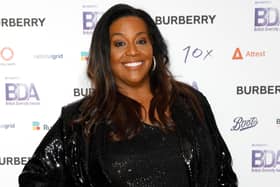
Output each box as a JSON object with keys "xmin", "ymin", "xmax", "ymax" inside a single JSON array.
[
  {"xmin": 232, "ymin": 48, "xmax": 266, "ymax": 60},
  {"xmin": 155, "ymin": 15, "xmax": 216, "ymax": 25},
  {"xmin": 0, "ymin": 47, "xmax": 14, "ymax": 61},
  {"xmin": 5, "ymin": 82, "xmax": 40, "ymax": 105},
  {"xmin": 252, "ymin": 149, "xmax": 280, "ymax": 172},
  {"xmin": 231, "ymin": 117, "xmax": 258, "ymax": 131},
  {"xmin": 236, "ymin": 85, "xmax": 280, "ymax": 95},
  {"xmin": 74, "ymin": 87, "xmax": 94, "ymax": 97},
  {"xmin": 82, "ymin": 5, "xmax": 103, "ymax": 35},
  {"xmin": 0, "ymin": 17, "xmax": 46, "ymax": 27},
  {"xmin": 183, "ymin": 45, "xmax": 213, "ymax": 63},
  {"xmin": 254, "ymin": 6, "xmax": 280, "ymax": 31},
  {"xmin": 81, "ymin": 51, "xmax": 89, "ymax": 61},
  {"xmin": 0, "ymin": 156, "xmax": 30, "ymax": 166},
  {"xmin": 32, "ymin": 121, "xmax": 51, "ymax": 131}
]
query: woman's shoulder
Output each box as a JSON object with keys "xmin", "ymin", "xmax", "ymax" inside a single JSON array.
[
  {"xmin": 172, "ymin": 81, "xmax": 211, "ymax": 120},
  {"xmin": 60, "ymin": 97, "xmax": 89, "ymax": 121},
  {"xmin": 63, "ymin": 97, "xmax": 86, "ymax": 111},
  {"xmin": 173, "ymin": 80, "xmax": 205, "ymax": 100}
]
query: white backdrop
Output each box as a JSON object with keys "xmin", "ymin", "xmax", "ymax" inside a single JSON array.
[{"xmin": 0, "ymin": 0, "xmax": 279, "ymax": 186}]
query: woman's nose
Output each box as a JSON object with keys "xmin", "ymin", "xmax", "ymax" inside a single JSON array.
[{"xmin": 125, "ymin": 43, "xmax": 139, "ymax": 56}]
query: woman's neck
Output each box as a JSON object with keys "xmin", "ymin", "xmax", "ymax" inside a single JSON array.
[{"xmin": 117, "ymin": 84, "xmax": 154, "ymax": 124}]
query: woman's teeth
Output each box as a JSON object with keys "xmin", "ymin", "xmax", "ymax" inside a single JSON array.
[{"xmin": 124, "ymin": 61, "xmax": 143, "ymax": 67}]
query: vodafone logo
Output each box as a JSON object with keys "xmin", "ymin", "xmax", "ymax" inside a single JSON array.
[{"xmin": 0, "ymin": 47, "xmax": 14, "ymax": 61}]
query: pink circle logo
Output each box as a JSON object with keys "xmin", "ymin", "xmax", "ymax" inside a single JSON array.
[{"xmin": 1, "ymin": 47, "xmax": 14, "ymax": 61}]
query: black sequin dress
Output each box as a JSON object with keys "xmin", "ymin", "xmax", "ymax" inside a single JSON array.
[{"xmin": 102, "ymin": 124, "xmax": 189, "ymax": 187}]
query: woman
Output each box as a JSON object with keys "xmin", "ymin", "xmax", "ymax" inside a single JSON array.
[{"xmin": 19, "ymin": 4, "xmax": 238, "ymax": 187}]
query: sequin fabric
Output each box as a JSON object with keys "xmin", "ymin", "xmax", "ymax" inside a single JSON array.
[
  {"xmin": 102, "ymin": 124, "xmax": 189, "ymax": 187},
  {"xmin": 19, "ymin": 92, "xmax": 238, "ymax": 186}
]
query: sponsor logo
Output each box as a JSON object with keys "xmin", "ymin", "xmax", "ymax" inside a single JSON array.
[
  {"xmin": 0, "ymin": 47, "xmax": 14, "ymax": 61},
  {"xmin": 74, "ymin": 81, "xmax": 199, "ymax": 97},
  {"xmin": 0, "ymin": 156, "xmax": 31, "ymax": 166},
  {"xmin": 32, "ymin": 121, "xmax": 52, "ymax": 131},
  {"xmin": 251, "ymin": 144, "xmax": 280, "ymax": 172},
  {"xmin": 232, "ymin": 48, "xmax": 266, "ymax": 60},
  {"xmin": 33, "ymin": 53, "xmax": 63, "ymax": 60},
  {"xmin": 254, "ymin": 1, "xmax": 280, "ymax": 32},
  {"xmin": 155, "ymin": 15, "xmax": 216, "ymax": 25},
  {"xmin": 0, "ymin": 123, "xmax": 15, "ymax": 130},
  {"xmin": 276, "ymin": 118, "xmax": 280, "ymax": 127},
  {"xmin": 5, "ymin": 80, "xmax": 40, "ymax": 105},
  {"xmin": 74, "ymin": 82, "xmax": 198, "ymax": 97},
  {"xmin": 183, "ymin": 45, "xmax": 213, "ymax": 63},
  {"xmin": 74, "ymin": 81, "xmax": 198, "ymax": 97},
  {"xmin": 82, "ymin": 5, "xmax": 103, "ymax": 35},
  {"xmin": 236, "ymin": 85, "xmax": 280, "ymax": 95},
  {"xmin": 231, "ymin": 117, "xmax": 258, "ymax": 131},
  {"xmin": 0, "ymin": 17, "xmax": 46, "ymax": 27},
  {"xmin": 81, "ymin": 51, "xmax": 89, "ymax": 61},
  {"xmin": 74, "ymin": 87, "xmax": 94, "ymax": 97},
  {"xmin": 32, "ymin": 121, "xmax": 40, "ymax": 130}
]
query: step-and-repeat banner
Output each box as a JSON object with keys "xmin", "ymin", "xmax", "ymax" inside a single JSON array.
[{"xmin": 0, "ymin": 0, "xmax": 279, "ymax": 186}]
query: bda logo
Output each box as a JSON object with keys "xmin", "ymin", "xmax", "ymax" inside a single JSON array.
[
  {"xmin": 82, "ymin": 10, "xmax": 103, "ymax": 34},
  {"xmin": 5, "ymin": 83, "xmax": 40, "ymax": 105},
  {"xmin": 255, "ymin": 8, "xmax": 279, "ymax": 27}
]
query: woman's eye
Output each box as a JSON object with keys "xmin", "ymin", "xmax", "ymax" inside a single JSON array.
[
  {"xmin": 114, "ymin": 41, "xmax": 126, "ymax": 47},
  {"xmin": 137, "ymin": 39, "xmax": 147, "ymax": 45}
]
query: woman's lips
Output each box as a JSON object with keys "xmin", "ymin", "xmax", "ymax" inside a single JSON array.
[{"xmin": 123, "ymin": 61, "xmax": 143, "ymax": 67}]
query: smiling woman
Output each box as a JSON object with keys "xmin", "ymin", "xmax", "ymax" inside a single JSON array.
[
  {"xmin": 19, "ymin": 3, "xmax": 238, "ymax": 187},
  {"xmin": 109, "ymin": 16, "xmax": 153, "ymax": 97}
]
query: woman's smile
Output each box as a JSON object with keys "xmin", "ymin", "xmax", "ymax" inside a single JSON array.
[{"xmin": 109, "ymin": 16, "xmax": 153, "ymax": 88}]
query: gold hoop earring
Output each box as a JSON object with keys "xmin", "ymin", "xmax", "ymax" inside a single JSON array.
[{"xmin": 152, "ymin": 56, "xmax": 156, "ymax": 71}]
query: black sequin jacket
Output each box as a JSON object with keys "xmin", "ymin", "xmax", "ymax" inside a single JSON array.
[{"xmin": 19, "ymin": 91, "xmax": 238, "ymax": 187}]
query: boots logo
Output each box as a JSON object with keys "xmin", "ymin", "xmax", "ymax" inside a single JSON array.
[
  {"xmin": 232, "ymin": 48, "xmax": 266, "ymax": 60},
  {"xmin": 231, "ymin": 117, "xmax": 258, "ymax": 131}
]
